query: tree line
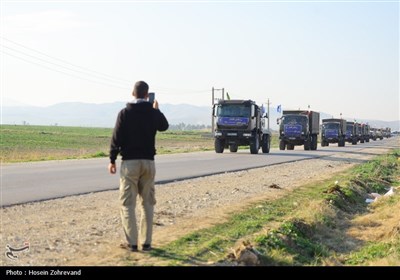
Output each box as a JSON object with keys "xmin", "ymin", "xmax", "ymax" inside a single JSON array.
[{"xmin": 168, "ymin": 123, "xmax": 211, "ymax": 131}]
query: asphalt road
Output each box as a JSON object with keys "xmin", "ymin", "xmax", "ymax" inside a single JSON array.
[{"xmin": 1, "ymin": 138, "xmax": 398, "ymax": 206}]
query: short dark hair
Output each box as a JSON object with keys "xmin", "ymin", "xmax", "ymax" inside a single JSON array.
[{"xmin": 133, "ymin": 81, "xmax": 149, "ymax": 98}]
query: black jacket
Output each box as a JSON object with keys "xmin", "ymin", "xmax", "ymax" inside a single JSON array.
[{"xmin": 109, "ymin": 102, "xmax": 169, "ymax": 163}]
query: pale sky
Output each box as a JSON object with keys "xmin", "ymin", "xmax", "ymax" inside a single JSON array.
[{"xmin": 1, "ymin": 1, "xmax": 399, "ymax": 121}]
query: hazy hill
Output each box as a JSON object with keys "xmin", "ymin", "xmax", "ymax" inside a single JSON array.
[
  {"xmin": 1, "ymin": 102, "xmax": 212, "ymax": 128},
  {"xmin": 2, "ymin": 102, "xmax": 399, "ymax": 131}
]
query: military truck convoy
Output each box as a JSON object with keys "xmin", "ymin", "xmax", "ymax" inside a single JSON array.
[
  {"xmin": 370, "ymin": 128, "xmax": 392, "ymax": 140},
  {"xmin": 212, "ymin": 100, "xmax": 391, "ymax": 154},
  {"xmin": 212, "ymin": 99, "xmax": 271, "ymax": 154}
]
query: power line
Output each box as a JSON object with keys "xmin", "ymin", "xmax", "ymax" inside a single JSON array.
[
  {"xmin": 151, "ymin": 86, "xmax": 209, "ymax": 93},
  {"xmin": 2, "ymin": 38, "xmax": 211, "ymax": 95},
  {"xmin": 1, "ymin": 45, "xmax": 132, "ymax": 87},
  {"xmin": 2, "ymin": 51, "xmax": 131, "ymax": 90},
  {"xmin": 3, "ymin": 50, "xmax": 212, "ymax": 95},
  {"xmin": 153, "ymin": 89, "xmax": 210, "ymax": 96},
  {"xmin": 1, "ymin": 37, "xmax": 213, "ymax": 95},
  {"xmin": 1, "ymin": 37, "xmax": 132, "ymax": 84}
]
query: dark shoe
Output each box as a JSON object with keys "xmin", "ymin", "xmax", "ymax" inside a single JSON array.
[
  {"xmin": 142, "ymin": 244, "xmax": 152, "ymax": 251},
  {"xmin": 119, "ymin": 243, "xmax": 138, "ymax": 252}
]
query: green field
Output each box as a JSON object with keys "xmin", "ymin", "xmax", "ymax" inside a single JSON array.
[
  {"xmin": 1, "ymin": 125, "xmax": 111, "ymax": 162},
  {"xmin": 0, "ymin": 125, "xmax": 279, "ymax": 163},
  {"xmin": 0, "ymin": 125, "xmax": 211, "ymax": 163}
]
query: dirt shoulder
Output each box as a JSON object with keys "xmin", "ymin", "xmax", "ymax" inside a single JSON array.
[{"xmin": 1, "ymin": 140, "xmax": 398, "ymax": 266}]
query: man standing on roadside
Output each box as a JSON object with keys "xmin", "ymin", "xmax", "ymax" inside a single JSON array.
[{"xmin": 108, "ymin": 81, "xmax": 169, "ymax": 252}]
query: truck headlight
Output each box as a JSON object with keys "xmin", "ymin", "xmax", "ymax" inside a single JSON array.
[
  {"xmin": 215, "ymin": 132, "xmax": 222, "ymax": 136},
  {"xmin": 301, "ymin": 132, "xmax": 305, "ymax": 135},
  {"xmin": 243, "ymin": 133, "xmax": 251, "ymax": 137}
]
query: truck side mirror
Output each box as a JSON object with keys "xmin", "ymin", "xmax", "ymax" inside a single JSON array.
[
  {"xmin": 212, "ymin": 105, "xmax": 219, "ymax": 117},
  {"xmin": 264, "ymin": 113, "xmax": 268, "ymax": 118},
  {"xmin": 276, "ymin": 118, "xmax": 280, "ymax": 125},
  {"xmin": 251, "ymin": 105, "xmax": 255, "ymax": 118}
]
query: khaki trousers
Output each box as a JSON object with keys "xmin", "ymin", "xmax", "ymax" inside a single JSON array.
[{"xmin": 119, "ymin": 159, "xmax": 156, "ymax": 246}]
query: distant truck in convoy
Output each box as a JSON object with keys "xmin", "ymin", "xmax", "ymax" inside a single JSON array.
[
  {"xmin": 356, "ymin": 123, "xmax": 363, "ymax": 143},
  {"xmin": 376, "ymin": 128, "xmax": 384, "ymax": 140},
  {"xmin": 383, "ymin": 127, "xmax": 392, "ymax": 138},
  {"xmin": 278, "ymin": 110, "xmax": 320, "ymax": 150},
  {"xmin": 362, "ymin": 124, "xmax": 370, "ymax": 142},
  {"xmin": 345, "ymin": 121, "xmax": 358, "ymax": 145},
  {"xmin": 321, "ymin": 118, "xmax": 346, "ymax": 147},
  {"xmin": 370, "ymin": 128, "xmax": 378, "ymax": 141},
  {"xmin": 371, "ymin": 128, "xmax": 383, "ymax": 140},
  {"xmin": 213, "ymin": 99, "xmax": 271, "ymax": 154}
]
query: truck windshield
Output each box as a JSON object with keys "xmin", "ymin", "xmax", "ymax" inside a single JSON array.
[
  {"xmin": 218, "ymin": 105, "xmax": 250, "ymax": 117},
  {"xmin": 282, "ymin": 115, "xmax": 308, "ymax": 127},
  {"xmin": 323, "ymin": 123, "xmax": 339, "ymax": 130},
  {"xmin": 346, "ymin": 125, "xmax": 354, "ymax": 132}
]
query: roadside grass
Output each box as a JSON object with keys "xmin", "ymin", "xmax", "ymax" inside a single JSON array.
[
  {"xmin": 343, "ymin": 193, "xmax": 400, "ymax": 266},
  {"xmin": 1, "ymin": 125, "xmax": 280, "ymax": 162},
  {"xmin": 142, "ymin": 179, "xmax": 328, "ymax": 265},
  {"xmin": 345, "ymin": 236, "xmax": 400, "ymax": 265},
  {"xmin": 143, "ymin": 149, "xmax": 400, "ymax": 266}
]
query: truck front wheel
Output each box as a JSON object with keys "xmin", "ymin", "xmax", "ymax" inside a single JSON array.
[
  {"xmin": 262, "ymin": 134, "xmax": 270, "ymax": 153},
  {"xmin": 279, "ymin": 140, "xmax": 286, "ymax": 150},
  {"xmin": 215, "ymin": 139, "xmax": 225, "ymax": 153},
  {"xmin": 250, "ymin": 136, "xmax": 260, "ymax": 154},
  {"xmin": 304, "ymin": 136, "xmax": 311, "ymax": 150},
  {"xmin": 338, "ymin": 138, "xmax": 345, "ymax": 147},
  {"xmin": 311, "ymin": 135, "xmax": 318, "ymax": 150}
]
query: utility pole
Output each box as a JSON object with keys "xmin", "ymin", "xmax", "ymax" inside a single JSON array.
[
  {"xmin": 211, "ymin": 87, "xmax": 225, "ymax": 134},
  {"xmin": 266, "ymin": 98, "xmax": 271, "ymax": 131},
  {"xmin": 212, "ymin": 87, "xmax": 215, "ymax": 134}
]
